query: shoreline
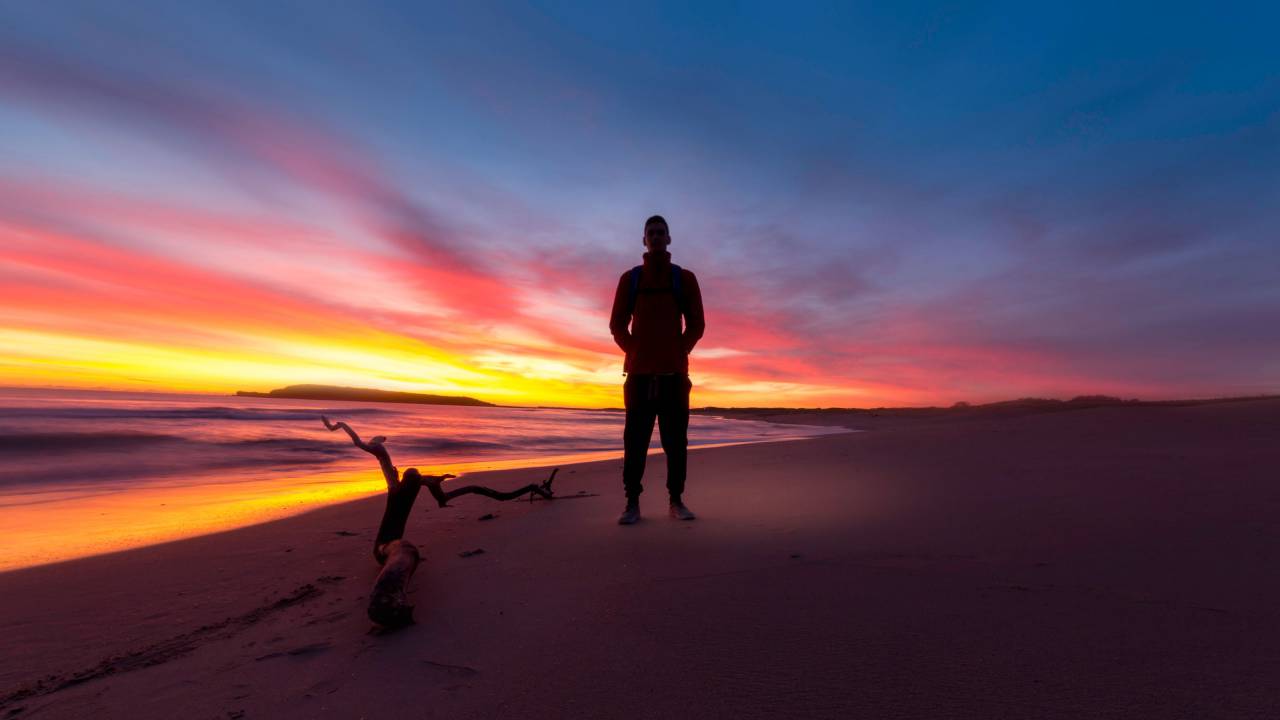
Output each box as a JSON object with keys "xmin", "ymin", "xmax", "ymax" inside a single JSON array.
[
  {"xmin": 0, "ymin": 428, "xmax": 849, "ymax": 574},
  {"xmin": 3, "ymin": 391, "xmax": 1271, "ymax": 573}
]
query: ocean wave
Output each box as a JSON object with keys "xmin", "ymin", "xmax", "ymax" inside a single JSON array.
[
  {"xmin": 0, "ymin": 444, "xmax": 350, "ymax": 487},
  {"xmin": 0, "ymin": 405, "xmax": 393, "ymax": 422},
  {"xmin": 393, "ymin": 435, "xmax": 618, "ymax": 456},
  {"xmin": 517, "ymin": 412, "xmax": 623, "ymax": 425},
  {"xmin": 0, "ymin": 431, "xmax": 183, "ymax": 452},
  {"xmin": 218, "ymin": 438, "xmax": 351, "ymax": 455},
  {"xmin": 398, "ymin": 438, "xmax": 512, "ymax": 453}
]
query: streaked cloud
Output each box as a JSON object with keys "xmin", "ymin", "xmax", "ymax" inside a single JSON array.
[{"xmin": 1, "ymin": 2, "xmax": 1276, "ymax": 406}]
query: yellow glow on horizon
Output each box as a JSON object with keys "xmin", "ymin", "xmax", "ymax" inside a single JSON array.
[
  {"xmin": 0, "ymin": 326, "xmax": 634, "ymax": 407},
  {"xmin": 471, "ymin": 351, "xmax": 593, "ymax": 381},
  {"xmin": 0, "ymin": 320, "xmax": 903, "ymax": 409}
]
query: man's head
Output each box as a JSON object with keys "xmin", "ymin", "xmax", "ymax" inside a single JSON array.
[{"xmin": 643, "ymin": 215, "xmax": 670, "ymax": 254}]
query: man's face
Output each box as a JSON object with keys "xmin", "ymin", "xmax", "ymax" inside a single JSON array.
[{"xmin": 644, "ymin": 223, "xmax": 670, "ymax": 253}]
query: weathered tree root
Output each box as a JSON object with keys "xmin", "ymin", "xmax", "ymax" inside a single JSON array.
[
  {"xmin": 421, "ymin": 467, "xmax": 558, "ymax": 507},
  {"xmin": 321, "ymin": 416, "xmax": 557, "ymax": 628}
]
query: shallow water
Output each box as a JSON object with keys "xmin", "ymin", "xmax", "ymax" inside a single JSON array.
[{"xmin": 0, "ymin": 387, "xmax": 844, "ymax": 570}]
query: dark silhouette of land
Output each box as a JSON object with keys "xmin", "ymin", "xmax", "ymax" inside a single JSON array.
[
  {"xmin": 694, "ymin": 393, "xmax": 1280, "ymax": 430},
  {"xmin": 235, "ymin": 384, "xmax": 495, "ymax": 407},
  {"xmin": 54, "ymin": 383, "xmax": 1251, "ymax": 417}
]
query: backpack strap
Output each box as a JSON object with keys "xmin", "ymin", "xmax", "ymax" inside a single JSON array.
[
  {"xmin": 670, "ymin": 263, "xmax": 685, "ymax": 315},
  {"xmin": 627, "ymin": 266, "xmax": 643, "ymax": 315}
]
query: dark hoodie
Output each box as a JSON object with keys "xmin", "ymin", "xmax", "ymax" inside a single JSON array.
[{"xmin": 609, "ymin": 250, "xmax": 705, "ymax": 375}]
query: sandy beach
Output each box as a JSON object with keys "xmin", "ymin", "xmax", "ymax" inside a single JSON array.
[{"xmin": 2, "ymin": 398, "xmax": 1278, "ymax": 719}]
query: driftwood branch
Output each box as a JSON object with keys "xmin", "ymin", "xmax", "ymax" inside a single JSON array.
[
  {"xmin": 421, "ymin": 467, "xmax": 558, "ymax": 507},
  {"xmin": 321, "ymin": 416, "xmax": 558, "ymax": 628},
  {"xmin": 321, "ymin": 415, "xmax": 400, "ymax": 492}
]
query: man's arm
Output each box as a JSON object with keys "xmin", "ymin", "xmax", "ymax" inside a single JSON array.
[
  {"xmin": 608, "ymin": 273, "xmax": 634, "ymax": 353},
  {"xmin": 681, "ymin": 270, "xmax": 705, "ymax": 355}
]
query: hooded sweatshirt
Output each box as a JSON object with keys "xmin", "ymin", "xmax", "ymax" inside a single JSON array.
[{"xmin": 609, "ymin": 250, "xmax": 705, "ymax": 375}]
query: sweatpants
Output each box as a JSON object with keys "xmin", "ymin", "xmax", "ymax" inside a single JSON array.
[{"xmin": 622, "ymin": 373, "xmax": 691, "ymax": 502}]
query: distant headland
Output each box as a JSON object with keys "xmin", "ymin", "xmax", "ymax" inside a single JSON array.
[{"xmin": 235, "ymin": 384, "xmax": 495, "ymax": 407}]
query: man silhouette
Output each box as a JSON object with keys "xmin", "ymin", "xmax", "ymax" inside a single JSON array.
[{"xmin": 608, "ymin": 214, "xmax": 705, "ymax": 525}]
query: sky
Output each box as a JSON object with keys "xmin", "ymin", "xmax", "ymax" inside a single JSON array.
[{"xmin": 1, "ymin": 1, "xmax": 1277, "ymax": 408}]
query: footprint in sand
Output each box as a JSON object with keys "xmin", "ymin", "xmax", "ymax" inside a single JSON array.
[
  {"xmin": 307, "ymin": 678, "xmax": 342, "ymax": 696},
  {"xmin": 254, "ymin": 641, "xmax": 333, "ymax": 662},
  {"xmin": 421, "ymin": 660, "xmax": 480, "ymax": 679}
]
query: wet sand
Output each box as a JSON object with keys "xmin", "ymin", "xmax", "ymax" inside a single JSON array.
[{"xmin": 2, "ymin": 398, "xmax": 1278, "ymax": 718}]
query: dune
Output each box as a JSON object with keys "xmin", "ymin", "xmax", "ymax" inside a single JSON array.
[{"xmin": 1, "ymin": 398, "xmax": 1277, "ymax": 718}]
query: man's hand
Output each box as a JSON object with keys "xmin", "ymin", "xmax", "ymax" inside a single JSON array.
[
  {"xmin": 681, "ymin": 334, "xmax": 698, "ymax": 355},
  {"xmin": 614, "ymin": 332, "xmax": 635, "ymax": 354}
]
